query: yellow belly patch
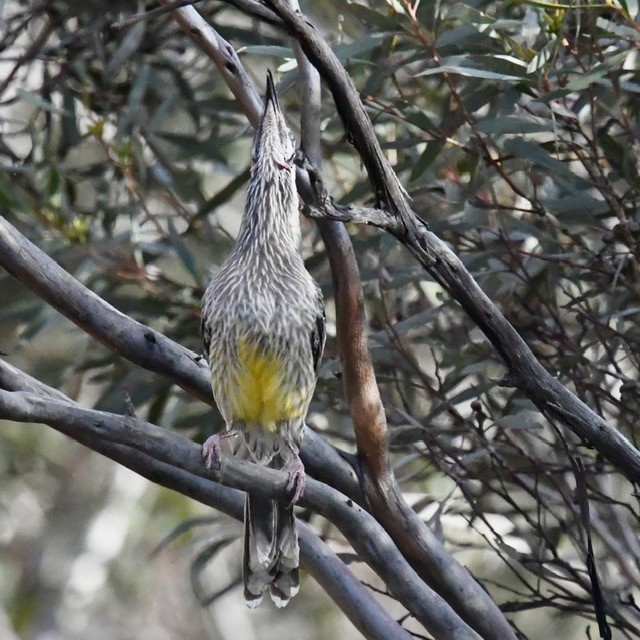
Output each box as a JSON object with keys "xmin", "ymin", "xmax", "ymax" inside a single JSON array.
[{"xmin": 229, "ymin": 339, "xmax": 305, "ymax": 429}]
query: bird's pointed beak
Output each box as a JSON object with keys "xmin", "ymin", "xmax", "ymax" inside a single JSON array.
[
  {"xmin": 262, "ymin": 71, "xmax": 290, "ymax": 170},
  {"xmin": 264, "ymin": 70, "xmax": 280, "ymax": 113}
]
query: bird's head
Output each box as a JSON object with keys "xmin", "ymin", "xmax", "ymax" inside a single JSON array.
[{"xmin": 252, "ymin": 71, "xmax": 297, "ymax": 174}]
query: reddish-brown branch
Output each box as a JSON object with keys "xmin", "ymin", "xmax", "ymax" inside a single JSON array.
[
  {"xmin": 290, "ymin": 15, "xmax": 390, "ymax": 483},
  {"xmin": 323, "ymin": 224, "xmax": 390, "ymax": 481}
]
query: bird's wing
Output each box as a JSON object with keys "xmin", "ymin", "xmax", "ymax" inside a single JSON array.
[
  {"xmin": 201, "ymin": 315, "xmax": 212, "ymax": 362},
  {"xmin": 310, "ymin": 304, "xmax": 326, "ymax": 374}
]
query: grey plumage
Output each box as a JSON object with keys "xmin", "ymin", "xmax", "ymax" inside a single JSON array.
[{"xmin": 201, "ymin": 71, "xmax": 325, "ymax": 608}]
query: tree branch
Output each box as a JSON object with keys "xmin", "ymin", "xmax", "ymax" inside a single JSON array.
[
  {"xmin": 263, "ymin": 0, "xmax": 417, "ymax": 231},
  {"xmin": 0, "ymin": 365, "xmax": 482, "ymax": 640},
  {"xmin": 253, "ymin": 0, "xmax": 640, "ymax": 485},
  {"xmin": 158, "ymin": 0, "xmax": 264, "ymax": 125},
  {"xmin": 289, "ymin": 5, "xmax": 390, "ymax": 482},
  {"xmin": 157, "ymin": 5, "xmax": 519, "ymax": 639},
  {"xmin": 0, "ymin": 362, "xmax": 410, "ymax": 640},
  {"xmin": 0, "ymin": 215, "xmax": 360, "ymax": 502},
  {"xmin": 304, "ymin": 194, "xmax": 640, "ymax": 484}
]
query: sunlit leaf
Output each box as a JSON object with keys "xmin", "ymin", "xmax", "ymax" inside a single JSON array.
[{"xmin": 415, "ymin": 65, "xmax": 524, "ymax": 82}]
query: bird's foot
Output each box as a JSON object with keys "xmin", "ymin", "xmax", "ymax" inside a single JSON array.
[
  {"xmin": 202, "ymin": 430, "xmax": 237, "ymax": 469},
  {"xmin": 284, "ymin": 453, "xmax": 305, "ymax": 507}
]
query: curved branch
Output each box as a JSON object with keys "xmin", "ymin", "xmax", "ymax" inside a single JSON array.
[
  {"xmin": 0, "ymin": 215, "xmax": 360, "ymax": 501},
  {"xmin": 157, "ymin": 0, "xmax": 264, "ymax": 127},
  {"xmin": 0, "ymin": 374, "xmax": 482, "ymax": 640},
  {"xmin": 0, "ymin": 363, "xmax": 409, "ymax": 640},
  {"xmin": 305, "ymin": 197, "xmax": 640, "ymax": 484},
  {"xmin": 263, "ymin": 0, "xmax": 416, "ymax": 232},
  {"xmin": 255, "ymin": 0, "xmax": 640, "ymax": 485}
]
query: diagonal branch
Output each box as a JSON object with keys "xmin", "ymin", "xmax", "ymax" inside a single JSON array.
[
  {"xmin": 158, "ymin": 0, "xmax": 263, "ymax": 127},
  {"xmin": 0, "ymin": 364, "xmax": 482, "ymax": 640},
  {"xmin": 0, "ymin": 215, "xmax": 360, "ymax": 501},
  {"xmin": 0, "ymin": 362, "xmax": 410, "ymax": 640},
  {"xmin": 263, "ymin": 0, "xmax": 416, "ymax": 230},
  {"xmin": 254, "ymin": 0, "xmax": 640, "ymax": 486},
  {"xmin": 304, "ymin": 195, "xmax": 640, "ymax": 485}
]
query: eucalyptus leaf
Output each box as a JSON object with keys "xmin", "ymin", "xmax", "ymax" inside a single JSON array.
[{"xmin": 415, "ymin": 65, "xmax": 524, "ymax": 82}]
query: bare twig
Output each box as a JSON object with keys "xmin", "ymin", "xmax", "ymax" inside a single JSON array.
[{"xmin": 112, "ymin": 0, "xmax": 204, "ymax": 29}]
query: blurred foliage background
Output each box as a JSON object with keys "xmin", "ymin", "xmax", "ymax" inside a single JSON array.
[{"xmin": 1, "ymin": 0, "xmax": 640, "ymax": 638}]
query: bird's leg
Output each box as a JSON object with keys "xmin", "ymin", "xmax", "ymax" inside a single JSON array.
[
  {"xmin": 283, "ymin": 441, "xmax": 305, "ymax": 506},
  {"xmin": 202, "ymin": 429, "xmax": 238, "ymax": 469}
]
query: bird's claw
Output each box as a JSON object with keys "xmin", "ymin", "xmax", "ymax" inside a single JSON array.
[
  {"xmin": 203, "ymin": 430, "xmax": 238, "ymax": 469},
  {"xmin": 202, "ymin": 434, "xmax": 224, "ymax": 469}
]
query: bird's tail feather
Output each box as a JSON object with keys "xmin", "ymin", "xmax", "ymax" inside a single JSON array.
[{"xmin": 243, "ymin": 493, "xmax": 299, "ymax": 608}]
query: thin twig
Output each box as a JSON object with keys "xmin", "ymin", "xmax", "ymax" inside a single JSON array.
[{"xmin": 112, "ymin": 0, "xmax": 204, "ymax": 29}]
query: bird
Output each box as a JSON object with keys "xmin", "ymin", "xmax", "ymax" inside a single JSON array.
[{"xmin": 200, "ymin": 71, "xmax": 325, "ymax": 608}]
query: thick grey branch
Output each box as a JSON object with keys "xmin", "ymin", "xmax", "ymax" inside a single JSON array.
[
  {"xmin": 0, "ymin": 377, "xmax": 481, "ymax": 640},
  {"xmin": 303, "ymin": 199, "xmax": 640, "ymax": 484},
  {"xmin": 250, "ymin": 1, "xmax": 640, "ymax": 484},
  {"xmin": 263, "ymin": 0, "xmax": 417, "ymax": 235},
  {"xmin": 0, "ymin": 364, "xmax": 406, "ymax": 640},
  {"xmin": 0, "ymin": 215, "xmax": 360, "ymax": 501}
]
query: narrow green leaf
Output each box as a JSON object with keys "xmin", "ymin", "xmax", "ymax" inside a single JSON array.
[
  {"xmin": 565, "ymin": 51, "xmax": 630, "ymax": 91},
  {"xmin": 240, "ymin": 45, "xmax": 293, "ymax": 58},
  {"xmin": 504, "ymin": 138, "xmax": 591, "ymax": 189},
  {"xmin": 527, "ymin": 38, "xmax": 558, "ymax": 74},
  {"xmin": 596, "ymin": 16, "xmax": 640, "ymax": 40},
  {"xmin": 107, "ymin": 21, "xmax": 146, "ymax": 75},
  {"xmin": 415, "ymin": 65, "xmax": 523, "ymax": 82},
  {"xmin": 192, "ymin": 166, "xmax": 250, "ymax": 224}
]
